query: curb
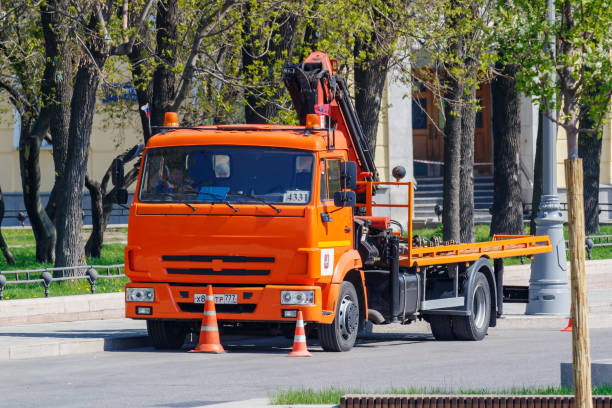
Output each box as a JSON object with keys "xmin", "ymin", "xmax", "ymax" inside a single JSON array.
[
  {"xmin": 193, "ymin": 399, "xmax": 338, "ymax": 408},
  {"xmin": 0, "ymin": 335, "xmax": 150, "ymax": 361},
  {"xmin": 0, "ymin": 293, "xmax": 125, "ymax": 327}
]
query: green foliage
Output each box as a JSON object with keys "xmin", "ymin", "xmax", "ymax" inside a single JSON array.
[
  {"xmin": 271, "ymin": 386, "xmax": 612, "ymax": 405},
  {"xmin": 492, "ymin": 0, "xmax": 612, "ymax": 130},
  {"xmin": 0, "ymin": 228, "xmax": 127, "ymax": 299}
]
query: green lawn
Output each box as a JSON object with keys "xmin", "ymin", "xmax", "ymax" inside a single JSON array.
[
  {"xmin": 412, "ymin": 224, "xmax": 612, "ymax": 266},
  {"xmin": 0, "ymin": 228, "xmax": 127, "ymax": 300},
  {"xmin": 270, "ymin": 386, "xmax": 612, "ymax": 405}
]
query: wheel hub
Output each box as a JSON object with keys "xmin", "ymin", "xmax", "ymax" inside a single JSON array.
[{"xmin": 339, "ymin": 295, "xmax": 359, "ymax": 339}]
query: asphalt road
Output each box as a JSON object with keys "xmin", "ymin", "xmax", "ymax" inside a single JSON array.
[{"xmin": 2, "ymin": 327, "xmax": 611, "ymax": 408}]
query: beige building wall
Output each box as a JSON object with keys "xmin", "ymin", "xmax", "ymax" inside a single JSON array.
[
  {"xmin": 374, "ymin": 80, "xmax": 390, "ymax": 182},
  {"xmin": 556, "ymin": 107, "xmax": 612, "ymax": 188},
  {"xmin": 0, "ymin": 105, "xmax": 142, "ymax": 194}
]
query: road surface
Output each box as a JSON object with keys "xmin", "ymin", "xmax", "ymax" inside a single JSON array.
[{"xmin": 1, "ymin": 326, "xmax": 611, "ymax": 408}]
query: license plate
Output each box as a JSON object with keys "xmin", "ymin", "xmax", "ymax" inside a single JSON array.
[{"xmin": 194, "ymin": 293, "xmax": 238, "ymax": 304}]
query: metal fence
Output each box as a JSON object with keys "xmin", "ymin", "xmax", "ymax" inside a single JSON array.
[{"xmin": 0, "ymin": 264, "xmax": 126, "ymax": 299}]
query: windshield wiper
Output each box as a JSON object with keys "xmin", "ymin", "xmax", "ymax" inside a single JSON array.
[
  {"xmin": 227, "ymin": 191, "xmax": 281, "ymax": 213},
  {"xmin": 183, "ymin": 201, "xmax": 197, "ymax": 211},
  {"xmin": 196, "ymin": 191, "xmax": 238, "ymax": 212},
  {"xmin": 152, "ymin": 192, "xmax": 236, "ymax": 212}
]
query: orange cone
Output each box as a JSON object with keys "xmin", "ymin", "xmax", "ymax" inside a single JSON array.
[
  {"xmin": 562, "ymin": 307, "xmax": 572, "ymax": 332},
  {"xmin": 287, "ymin": 311, "xmax": 312, "ymax": 357},
  {"xmin": 190, "ymin": 285, "xmax": 225, "ymax": 353}
]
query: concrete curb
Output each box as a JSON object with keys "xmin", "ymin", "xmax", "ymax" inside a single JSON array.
[
  {"xmin": 0, "ymin": 293, "xmax": 125, "ymax": 327},
  {"xmin": 0, "ymin": 335, "xmax": 150, "ymax": 361},
  {"xmin": 193, "ymin": 399, "xmax": 338, "ymax": 408}
]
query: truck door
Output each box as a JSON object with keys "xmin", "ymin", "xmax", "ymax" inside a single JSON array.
[{"xmin": 316, "ymin": 156, "xmax": 353, "ymax": 278}]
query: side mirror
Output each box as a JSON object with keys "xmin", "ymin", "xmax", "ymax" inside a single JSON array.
[
  {"xmin": 116, "ymin": 188, "xmax": 129, "ymax": 205},
  {"xmin": 340, "ymin": 161, "xmax": 358, "ymax": 190},
  {"xmin": 111, "ymin": 158, "xmax": 124, "ymax": 187},
  {"xmin": 334, "ymin": 190, "xmax": 356, "ymax": 207}
]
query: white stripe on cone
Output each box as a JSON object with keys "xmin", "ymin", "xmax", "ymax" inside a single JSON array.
[{"xmin": 293, "ymin": 335, "xmax": 306, "ymax": 343}]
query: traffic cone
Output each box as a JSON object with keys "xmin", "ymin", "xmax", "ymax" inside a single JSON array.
[
  {"xmin": 190, "ymin": 285, "xmax": 225, "ymax": 353},
  {"xmin": 562, "ymin": 307, "xmax": 572, "ymax": 332},
  {"xmin": 287, "ymin": 311, "xmax": 312, "ymax": 357}
]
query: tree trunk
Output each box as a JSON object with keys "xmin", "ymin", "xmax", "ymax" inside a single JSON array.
[
  {"xmin": 459, "ymin": 87, "xmax": 476, "ymax": 243},
  {"xmin": 354, "ymin": 34, "xmax": 391, "ymax": 156},
  {"xmin": 442, "ymin": 77, "xmax": 463, "ymax": 243},
  {"xmin": 0, "ymin": 187, "xmax": 15, "ymax": 265},
  {"xmin": 129, "ymin": 41, "xmax": 154, "ymax": 141},
  {"xmin": 530, "ymin": 111, "xmax": 544, "ymax": 235},
  {"xmin": 84, "ymin": 176, "xmax": 103, "ymax": 258},
  {"xmin": 55, "ymin": 57, "xmax": 104, "ymax": 270},
  {"xmin": 18, "ymin": 113, "xmax": 56, "ymax": 263},
  {"xmin": 578, "ymin": 108, "xmax": 602, "ymax": 235},
  {"xmin": 242, "ymin": 7, "xmax": 299, "ymax": 123},
  {"xmin": 490, "ymin": 63, "xmax": 523, "ymax": 236},
  {"xmin": 41, "ymin": 0, "xmax": 73, "ymax": 223},
  {"xmin": 150, "ymin": 0, "xmax": 179, "ymax": 127}
]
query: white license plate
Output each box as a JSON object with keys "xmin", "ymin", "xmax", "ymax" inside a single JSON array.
[{"xmin": 194, "ymin": 293, "xmax": 238, "ymax": 304}]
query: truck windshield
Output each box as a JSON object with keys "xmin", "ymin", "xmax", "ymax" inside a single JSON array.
[{"xmin": 138, "ymin": 146, "xmax": 314, "ymax": 205}]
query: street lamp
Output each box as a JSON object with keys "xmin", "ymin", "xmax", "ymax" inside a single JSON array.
[{"xmin": 526, "ymin": 0, "xmax": 571, "ymax": 315}]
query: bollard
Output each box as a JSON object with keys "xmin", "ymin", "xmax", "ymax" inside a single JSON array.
[
  {"xmin": 86, "ymin": 268, "xmax": 98, "ymax": 294},
  {"xmin": 585, "ymin": 238, "xmax": 594, "ymax": 260},
  {"xmin": 0, "ymin": 274, "xmax": 6, "ymax": 300},
  {"xmin": 40, "ymin": 271, "xmax": 53, "ymax": 297}
]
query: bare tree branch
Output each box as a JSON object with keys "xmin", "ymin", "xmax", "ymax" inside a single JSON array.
[
  {"xmin": 171, "ymin": 0, "xmax": 238, "ymax": 110},
  {"xmin": 110, "ymin": 0, "xmax": 157, "ymax": 56}
]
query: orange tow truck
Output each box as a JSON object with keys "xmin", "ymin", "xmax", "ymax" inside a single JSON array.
[{"xmin": 118, "ymin": 51, "xmax": 551, "ymax": 351}]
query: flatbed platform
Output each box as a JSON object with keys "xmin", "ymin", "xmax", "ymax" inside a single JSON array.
[{"xmin": 357, "ymin": 181, "xmax": 553, "ymax": 268}]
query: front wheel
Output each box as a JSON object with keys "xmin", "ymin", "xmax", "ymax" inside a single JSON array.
[
  {"xmin": 147, "ymin": 320, "xmax": 189, "ymax": 349},
  {"xmin": 318, "ymin": 281, "xmax": 360, "ymax": 352},
  {"xmin": 452, "ymin": 271, "xmax": 491, "ymax": 341}
]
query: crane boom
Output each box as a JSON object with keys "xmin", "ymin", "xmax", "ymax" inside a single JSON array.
[{"xmin": 283, "ymin": 51, "xmax": 379, "ymax": 185}]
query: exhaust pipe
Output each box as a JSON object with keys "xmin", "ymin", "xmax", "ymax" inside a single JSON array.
[{"xmin": 367, "ymin": 309, "xmax": 385, "ymax": 324}]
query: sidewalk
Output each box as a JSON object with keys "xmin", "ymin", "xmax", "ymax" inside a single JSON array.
[
  {"xmin": 0, "ymin": 318, "xmax": 148, "ymax": 360},
  {"xmin": 0, "ymin": 259, "xmax": 610, "ymax": 361}
]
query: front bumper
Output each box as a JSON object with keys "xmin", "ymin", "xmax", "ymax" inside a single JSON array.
[{"xmin": 125, "ymin": 282, "xmax": 323, "ymax": 322}]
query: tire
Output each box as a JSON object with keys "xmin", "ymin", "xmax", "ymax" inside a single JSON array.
[
  {"xmin": 147, "ymin": 320, "xmax": 189, "ymax": 349},
  {"xmin": 429, "ymin": 315, "xmax": 455, "ymax": 340},
  {"xmin": 452, "ymin": 271, "xmax": 491, "ymax": 341},
  {"xmin": 318, "ymin": 281, "xmax": 360, "ymax": 352}
]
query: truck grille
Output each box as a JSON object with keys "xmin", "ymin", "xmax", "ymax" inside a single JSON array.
[
  {"xmin": 162, "ymin": 255, "xmax": 274, "ymax": 263},
  {"xmin": 163, "ymin": 254, "xmax": 274, "ymax": 276},
  {"xmin": 167, "ymin": 268, "xmax": 270, "ymax": 276},
  {"xmin": 178, "ymin": 303, "xmax": 256, "ymax": 314}
]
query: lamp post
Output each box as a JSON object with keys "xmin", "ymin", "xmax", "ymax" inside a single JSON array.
[{"xmin": 526, "ymin": 0, "xmax": 571, "ymax": 315}]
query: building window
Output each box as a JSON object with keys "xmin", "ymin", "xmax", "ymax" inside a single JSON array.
[{"xmin": 412, "ymin": 98, "xmax": 428, "ymax": 129}]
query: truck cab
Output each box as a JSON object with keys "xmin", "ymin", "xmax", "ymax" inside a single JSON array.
[{"xmin": 125, "ymin": 124, "xmax": 366, "ymax": 351}]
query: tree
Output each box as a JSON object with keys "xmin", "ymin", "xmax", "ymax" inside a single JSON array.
[
  {"xmin": 490, "ymin": 63, "xmax": 523, "ymax": 236},
  {"xmin": 578, "ymin": 89, "xmax": 603, "ymax": 234},
  {"xmin": 0, "ymin": 187, "xmax": 15, "ymax": 265},
  {"xmin": 500, "ymin": 1, "xmax": 612, "ymax": 406},
  {"xmin": 0, "ymin": 0, "xmax": 57, "ymax": 262},
  {"xmin": 42, "ymin": 0, "xmax": 157, "ymax": 268},
  {"xmin": 84, "ymin": 0, "xmax": 239, "ymax": 257}
]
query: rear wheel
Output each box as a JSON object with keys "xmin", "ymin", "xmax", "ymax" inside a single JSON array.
[
  {"xmin": 147, "ymin": 320, "xmax": 189, "ymax": 349},
  {"xmin": 452, "ymin": 271, "xmax": 491, "ymax": 341},
  {"xmin": 318, "ymin": 281, "xmax": 360, "ymax": 352},
  {"xmin": 429, "ymin": 315, "xmax": 455, "ymax": 340}
]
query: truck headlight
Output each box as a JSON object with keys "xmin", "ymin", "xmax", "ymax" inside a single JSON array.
[
  {"xmin": 126, "ymin": 287, "xmax": 155, "ymax": 302},
  {"xmin": 281, "ymin": 290, "xmax": 314, "ymax": 305}
]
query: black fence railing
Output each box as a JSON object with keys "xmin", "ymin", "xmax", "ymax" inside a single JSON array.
[{"xmin": 0, "ymin": 264, "xmax": 126, "ymax": 299}]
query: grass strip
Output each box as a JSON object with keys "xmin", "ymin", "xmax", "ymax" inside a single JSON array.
[{"xmin": 270, "ymin": 386, "xmax": 612, "ymax": 405}]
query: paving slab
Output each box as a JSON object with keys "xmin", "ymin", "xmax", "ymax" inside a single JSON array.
[{"xmin": 0, "ymin": 318, "xmax": 148, "ymax": 361}]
